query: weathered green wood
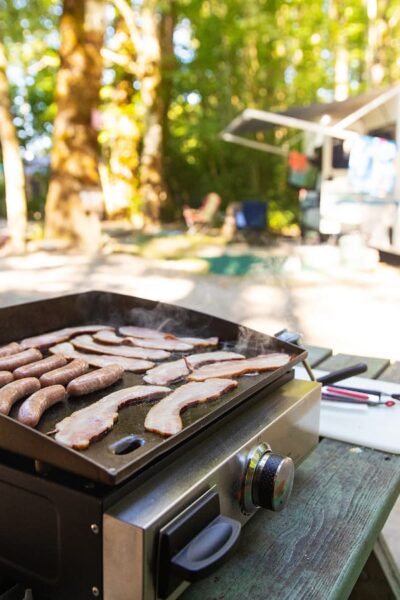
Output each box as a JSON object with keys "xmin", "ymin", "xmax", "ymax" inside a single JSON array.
[
  {"xmin": 304, "ymin": 344, "xmax": 333, "ymax": 367},
  {"xmin": 182, "ymin": 439, "xmax": 400, "ymax": 600},
  {"xmin": 378, "ymin": 362, "xmax": 400, "ymax": 383},
  {"xmin": 375, "ymin": 359, "xmax": 400, "ymax": 597},
  {"xmin": 317, "ymin": 353, "xmax": 390, "ymax": 379}
]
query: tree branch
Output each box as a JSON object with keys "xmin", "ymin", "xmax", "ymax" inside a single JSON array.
[
  {"xmin": 101, "ymin": 47, "xmax": 138, "ymax": 75},
  {"xmin": 109, "ymin": 0, "xmax": 142, "ymax": 51}
]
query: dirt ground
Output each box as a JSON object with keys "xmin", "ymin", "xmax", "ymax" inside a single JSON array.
[{"xmin": 1, "ymin": 240, "xmax": 399, "ymax": 361}]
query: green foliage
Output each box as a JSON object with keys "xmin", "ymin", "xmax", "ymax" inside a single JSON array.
[
  {"xmin": 2, "ymin": 0, "xmax": 400, "ymax": 231},
  {"xmin": 164, "ymin": 0, "xmax": 320, "ymax": 219}
]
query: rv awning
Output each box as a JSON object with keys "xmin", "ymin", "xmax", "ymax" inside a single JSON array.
[{"xmin": 221, "ymin": 86, "xmax": 400, "ymax": 156}]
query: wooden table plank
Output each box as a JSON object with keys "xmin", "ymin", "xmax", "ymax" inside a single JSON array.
[
  {"xmin": 375, "ymin": 359, "xmax": 400, "ymax": 598},
  {"xmin": 378, "ymin": 362, "xmax": 400, "ymax": 384},
  {"xmin": 317, "ymin": 353, "xmax": 390, "ymax": 379},
  {"xmin": 304, "ymin": 345, "xmax": 333, "ymax": 367},
  {"xmin": 182, "ymin": 439, "xmax": 400, "ymax": 600}
]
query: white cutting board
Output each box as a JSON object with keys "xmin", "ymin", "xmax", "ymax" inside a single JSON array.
[{"xmin": 295, "ymin": 367, "xmax": 400, "ymax": 454}]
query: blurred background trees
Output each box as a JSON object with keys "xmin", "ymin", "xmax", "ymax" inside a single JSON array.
[{"xmin": 1, "ymin": 0, "xmax": 400, "ymax": 245}]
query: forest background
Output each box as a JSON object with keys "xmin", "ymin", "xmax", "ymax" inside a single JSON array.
[{"xmin": 1, "ymin": 0, "xmax": 400, "ymax": 253}]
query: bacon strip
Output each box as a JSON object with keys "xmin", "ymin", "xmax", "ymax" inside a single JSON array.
[
  {"xmin": 119, "ymin": 326, "xmax": 219, "ymax": 348},
  {"xmin": 143, "ymin": 351, "xmax": 245, "ymax": 385},
  {"xmin": 188, "ymin": 353, "xmax": 290, "ymax": 382},
  {"xmin": 49, "ymin": 342, "xmax": 154, "ymax": 372},
  {"xmin": 119, "ymin": 326, "xmax": 176, "ymax": 340},
  {"xmin": 179, "ymin": 336, "xmax": 219, "ymax": 347},
  {"xmin": 95, "ymin": 330, "xmax": 193, "ymax": 352},
  {"xmin": 144, "ymin": 359, "xmax": 189, "ymax": 385},
  {"xmin": 54, "ymin": 385, "xmax": 170, "ymax": 449},
  {"xmin": 72, "ymin": 335, "xmax": 170, "ymax": 361},
  {"xmin": 20, "ymin": 325, "xmax": 114, "ymax": 350},
  {"xmin": 144, "ymin": 379, "xmax": 238, "ymax": 436},
  {"xmin": 186, "ymin": 351, "xmax": 244, "ymax": 369}
]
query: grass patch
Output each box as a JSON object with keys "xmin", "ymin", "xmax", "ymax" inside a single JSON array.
[{"xmin": 111, "ymin": 231, "xmax": 229, "ymax": 260}]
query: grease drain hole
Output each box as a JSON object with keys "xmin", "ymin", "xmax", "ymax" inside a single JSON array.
[{"xmin": 111, "ymin": 435, "xmax": 145, "ymax": 455}]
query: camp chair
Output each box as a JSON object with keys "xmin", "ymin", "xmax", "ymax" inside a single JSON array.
[{"xmin": 183, "ymin": 193, "xmax": 221, "ymax": 231}]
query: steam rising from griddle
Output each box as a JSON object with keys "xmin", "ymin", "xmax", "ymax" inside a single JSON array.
[{"xmin": 125, "ymin": 304, "xmax": 215, "ymax": 338}]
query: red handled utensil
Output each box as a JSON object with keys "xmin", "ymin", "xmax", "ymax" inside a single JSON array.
[{"xmin": 322, "ymin": 387, "xmax": 396, "ymax": 407}]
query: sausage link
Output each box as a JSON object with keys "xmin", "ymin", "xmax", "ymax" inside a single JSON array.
[
  {"xmin": 0, "ymin": 371, "xmax": 13, "ymax": 388},
  {"xmin": 40, "ymin": 359, "xmax": 89, "ymax": 387},
  {"xmin": 0, "ymin": 349, "xmax": 42, "ymax": 372},
  {"xmin": 67, "ymin": 365, "xmax": 124, "ymax": 396},
  {"xmin": 0, "ymin": 342, "xmax": 22, "ymax": 358},
  {"xmin": 0, "ymin": 378, "xmax": 41, "ymax": 415},
  {"xmin": 18, "ymin": 385, "xmax": 67, "ymax": 427},
  {"xmin": 14, "ymin": 354, "xmax": 67, "ymax": 380}
]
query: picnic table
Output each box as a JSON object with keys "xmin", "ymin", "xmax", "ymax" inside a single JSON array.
[{"xmin": 181, "ymin": 347, "xmax": 400, "ymax": 600}]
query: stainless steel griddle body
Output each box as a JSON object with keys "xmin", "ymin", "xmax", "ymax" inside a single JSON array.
[
  {"xmin": 0, "ymin": 291, "xmax": 320, "ymax": 600},
  {"xmin": 0, "ymin": 378, "xmax": 320, "ymax": 600}
]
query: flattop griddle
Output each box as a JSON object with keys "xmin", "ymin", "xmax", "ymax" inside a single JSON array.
[{"xmin": 0, "ymin": 291, "xmax": 307, "ymax": 485}]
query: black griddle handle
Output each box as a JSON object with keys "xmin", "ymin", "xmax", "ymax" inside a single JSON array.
[
  {"xmin": 171, "ymin": 514, "xmax": 241, "ymax": 581},
  {"xmin": 317, "ymin": 363, "xmax": 368, "ymax": 385},
  {"xmin": 157, "ymin": 490, "xmax": 241, "ymax": 598}
]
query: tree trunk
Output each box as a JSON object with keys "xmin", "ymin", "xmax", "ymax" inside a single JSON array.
[
  {"xmin": 45, "ymin": 0, "xmax": 105, "ymax": 245},
  {"xmin": 0, "ymin": 42, "xmax": 27, "ymax": 254},
  {"xmin": 138, "ymin": 0, "xmax": 166, "ymax": 227},
  {"xmin": 111, "ymin": 0, "xmax": 174, "ymax": 228},
  {"xmin": 100, "ymin": 18, "xmax": 141, "ymax": 220},
  {"xmin": 158, "ymin": 1, "xmax": 177, "ymax": 220}
]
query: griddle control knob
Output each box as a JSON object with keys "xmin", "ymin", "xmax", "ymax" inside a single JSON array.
[{"xmin": 252, "ymin": 452, "xmax": 294, "ymax": 512}]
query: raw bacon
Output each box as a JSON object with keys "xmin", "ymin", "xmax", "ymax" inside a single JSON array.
[
  {"xmin": 143, "ymin": 351, "xmax": 244, "ymax": 386},
  {"xmin": 188, "ymin": 354, "xmax": 290, "ymax": 382},
  {"xmin": 119, "ymin": 326, "xmax": 175, "ymax": 340},
  {"xmin": 179, "ymin": 336, "xmax": 219, "ymax": 347},
  {"xmin": 54, "ymin": 385, "xmax": 170, "ymax": 449},
  {"xmin": 95, "ymin": 330, "xmax": 193, "ymax": 352},
  {"xmin": 49, "ymin": 342, "xmax": 154, "ymax": 372},
  {"xmin": 119, "ymin": 326, "xmax": 220, "ymax": 348},
  {"xmin": 20, "ymin": 325, "xmax": 114, "ymax": 350},
  {"xmin": 143, "ymin": 359, "xmax": 189, "ymax": 386},
  {"xmin": 144, "ymin": 379, "xmax": 238, "ymax": 436},
  {"xmin": 186, "ymin": 351, "xmax": 244, "ymax": 369},
  {"xmin": 72, "ymin": 335, "xmax": 170, "ymax": 361}
]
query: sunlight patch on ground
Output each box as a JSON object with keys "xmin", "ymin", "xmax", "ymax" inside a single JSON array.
[
  {"xmin": 113, "ymin": 232, "xmax": 228, "ymax": 260},
  {"xmin": 152, "ymin": 258, "xmax": 209, "ymax": 274},
  {"xmin": 240, "ymin": 285, "xmax": 283, "ymax": 309},
  {"xmin": 241, "ymin": 317, "xmax": 286, "ymax": 336},
  {"xmin": 127, "ymin": 276, "xmax": 195, "ymax": 303}
]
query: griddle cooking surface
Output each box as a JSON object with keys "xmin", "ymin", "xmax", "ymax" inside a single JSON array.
[{"xmin": 0, "ymin": 291, "xmax": 307, "ymax": 485}]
